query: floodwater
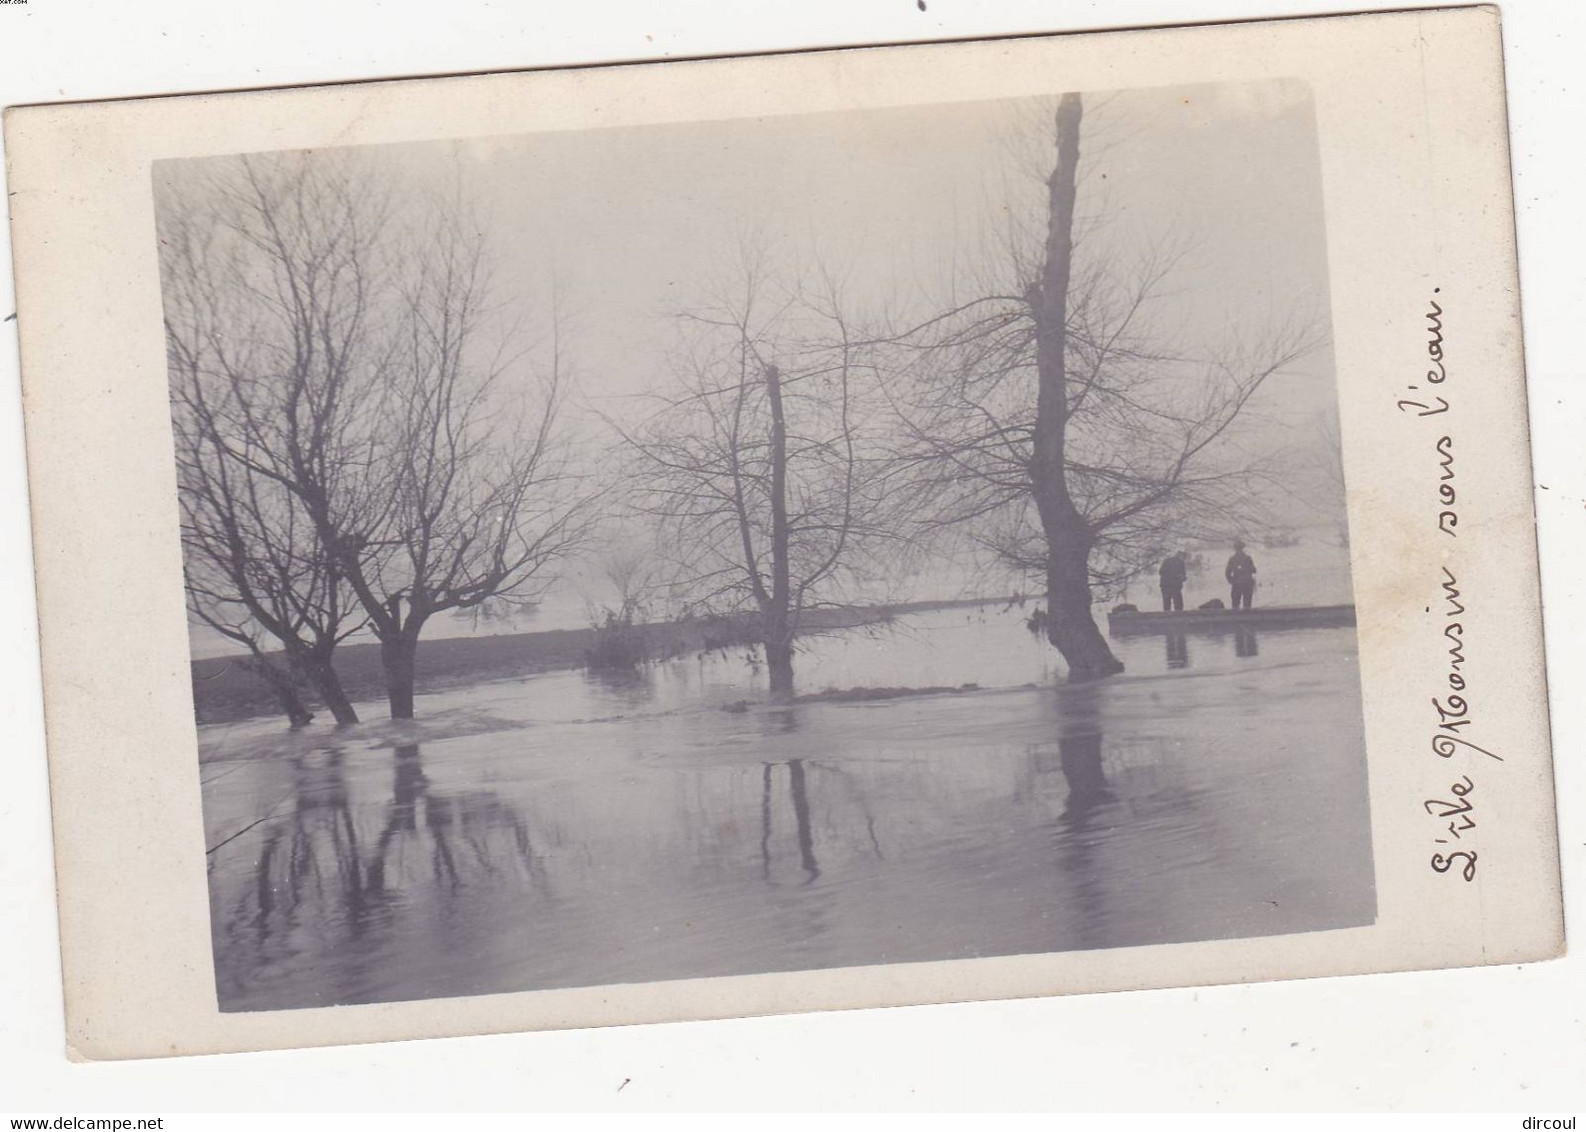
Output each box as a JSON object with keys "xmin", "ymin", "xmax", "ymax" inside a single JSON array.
[{"xmin": 200, "ymin": 605, "xmax": 1375, "ymax": 1011}]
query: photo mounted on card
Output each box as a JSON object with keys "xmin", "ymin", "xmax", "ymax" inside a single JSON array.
[{"xmin": 3, "ymin": 5, "xmax": 1561, "ymax": 1059}]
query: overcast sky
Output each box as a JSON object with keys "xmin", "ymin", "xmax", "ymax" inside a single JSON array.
[
  {"xmin": 163, "ymin": 78, "xmax": 1344, "ymax": 645},
  {"xmin": 438, "ymin": 78, "xmax": 1337, "ymax": 420},
  {"xmin": 160, "ymin": 76, "xmax": 1338, "ymax": 441}
]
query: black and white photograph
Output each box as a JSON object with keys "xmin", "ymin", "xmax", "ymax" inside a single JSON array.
[
  {"xmin": 4, "ymin": 4, "xmax": 1570, "ymax": 1091},
  {"xmin": 160, "ymin": 79, "xmax": 1375, "ymax": 1011}
]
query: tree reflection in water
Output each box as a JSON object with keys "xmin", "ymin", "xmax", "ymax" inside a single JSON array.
[
  {"xmin": 369, "ymin": 744, "xmax": 543, "ymax": 891},
  {"xmin": 1048, "ymin": 682, "xmax": 1116, "ymax": 950},
  {"xmin": 756, "ymin": 706, "xmax": 886, "ymax": 888},
  {"xmin": 759, "ymin": 760, "xmax": 820, "ymax": 885},
  {"xmin": 582, "ymin": 666, "xmax": 658, "ymax": 709},
  {"xmin": 202, "ymin": 618, "xmax": 1369, "ymax": 1007},
  {"xmin": 211, "ymin": 741, "xmax": 540, "ymax": 1005},
  {"xmin": 1159, "ymin": 625, "xmax": 1261, "ymax": 667},
  {"xmin": 1058, "ymin": 731, "xmax": 1114, "ymax": 823}
]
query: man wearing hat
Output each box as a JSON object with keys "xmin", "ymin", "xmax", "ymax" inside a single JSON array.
[{"xmin": 1225, "ymin": 539, "xmax": 1258, "ymax": 610}]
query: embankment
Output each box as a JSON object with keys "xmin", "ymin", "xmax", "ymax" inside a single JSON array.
[{"xmin": 190, "ymin": 594, "xmax": 1030, "ymax": 725}]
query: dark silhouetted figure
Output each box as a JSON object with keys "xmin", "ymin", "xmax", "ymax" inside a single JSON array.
[
  {"xmin": 1158, "ymin": 550, "xmax": 1188, "ymax": 612},
  {"xmin": 1225, "ymin": 540, "xmax": 1257, "ymax": 610}
]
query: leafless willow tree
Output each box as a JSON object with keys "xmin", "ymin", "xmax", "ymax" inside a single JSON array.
[
  {"xmin": 163, "ymin": 190, "xmax": 368, "ymax": 724},
  {"xmin": 173, "ymin": 437, "xmax": 366, "ymax": 727},
  {"xmin": 892, "ymin": 93, "xmax": 1322, "ymax": 679},
  {"xmin": 160, "ymin": 150, "xmax": 587, "ymax": 722},
  {"xmin": 339, "ymin": 203, "xmax": 589, "ymax": 719},
  {"xmin": 616, "ymin": 254, "xmax": 896, "ymax": 699}
]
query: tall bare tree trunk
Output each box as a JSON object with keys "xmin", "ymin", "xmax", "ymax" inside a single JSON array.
[
  {"xmin": 764, "ymin": 363, "xmax": 796, "ymax": 700},
  {"xmin": 380, "ymin": 634, "xmax": 420, "ymax": 721},
  {"xmin": 1031, "ymin": 93, "xmax": 1124, "ymax": 681}
]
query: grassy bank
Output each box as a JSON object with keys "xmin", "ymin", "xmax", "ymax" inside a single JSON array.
[{"xmin": 190, "ymin": 595, "xmax": 1029, "ymax": 726}]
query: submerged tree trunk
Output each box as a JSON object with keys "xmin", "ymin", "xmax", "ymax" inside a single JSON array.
[
  {"xmin": 299, "ymin": 651, "xmax": 360, "ymax": 726},
  {"xmin": 380, "ymin": 634, "xmax": 420, "ymax": 721},
  {"xmin": 1045, "ymin": 527, "xmax": 1121, "ymax": 680},
  {"xmin": 764, "ymin": 363, "xmax": 797, "ymax": 701},
  {"xmin": 244, "ymin": 655, "xmax": 314, "ymax": 729},
  {"xmin": 1030, "ymin": 92, "xmax": 1124, "ymax": 682},
  {"xmin": 765, "ymin": 637, "xmax": 796, "ymax": 700}
]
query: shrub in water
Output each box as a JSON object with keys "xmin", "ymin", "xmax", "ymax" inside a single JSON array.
[{"xmin": 585, "ymin": 603, "xmax": 648, "ymax": 670}]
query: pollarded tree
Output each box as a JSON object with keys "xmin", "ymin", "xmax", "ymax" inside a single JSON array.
[
  {"xmin": 162, "ymin": 191, "xmax": 367, "ymax": 725},
  {"xmin": 336, "ymin": 204, "xmax": 589, "ymax": 719},
  {"xmin": 893, "ymin": 92, "xmax": 1321, "ymax": 679},
  {"xmin": 158, "ymin": 149, "xmax": 587, "ymax": 721}
]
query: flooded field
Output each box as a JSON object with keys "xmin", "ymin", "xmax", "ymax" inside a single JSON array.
[{"xmin": 200, "ymin": 604, "xmax": 1375, "ymax": 1011}]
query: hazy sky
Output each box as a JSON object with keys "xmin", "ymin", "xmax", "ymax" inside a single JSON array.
[
  {"xmin": 437, "ymin": 78, "xmax": 1337, "ymax": 422},
  {"xmin": 164, "ymin": 78, "xmax": 1344, "ymax": 648},
  {"xmin": 160, "ymin": 76, "xmax": 1338, "ymax": 444}
]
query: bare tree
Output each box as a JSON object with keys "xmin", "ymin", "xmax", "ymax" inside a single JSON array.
[
  {"xmin": 892, "ymin": 93, "xmax": 1321, "ymax": 679},
  {"xmin": 183, "ymin": 571, "xmax": 316, "ymax": 728},
  {"xmin": 335, "ymin": 204, "xmax": 588, "ymax": 719},
  {"xmin": 162, "ymin": 188, "xmax": 367, "ymax": 724},
  {"xmin": 172, "ymin": 423, "xmax": 367, "ymax": 726},
  {"xmin": 616, "ymin": 253, "xmax": 895, "ymax": 699},
  {"xmin": 159, "ymin": 150, "xmax": 586, "ymax": 722}
]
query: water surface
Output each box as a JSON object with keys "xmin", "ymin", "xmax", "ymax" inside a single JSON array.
[{"xmin": 201, "ymin": 606, "xmax": 1374, "ymax": 1010}]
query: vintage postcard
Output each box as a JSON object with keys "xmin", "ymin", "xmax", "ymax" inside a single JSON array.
[{"xmin": 3, "ymin": 6, "xmax": 1561, "ymax": 1059}]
